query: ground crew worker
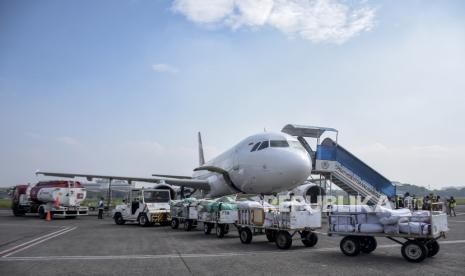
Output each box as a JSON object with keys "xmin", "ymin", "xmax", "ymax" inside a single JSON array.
[
  {"xmin": 404, "ymin": 192, "xmax": 413, "ymax": 210},
  {"xmin": 412, "ymin": 195, "xmax": 418, "ymax": 210},
  {"xmin": 98, "ymin": 197, "xmax": 105, "ymax": 219},
  {"xmin": 449, "ymin": 196, "xmax": 457, "ymax": 217},
  {"xmin": 416, "ymin": 196, "xmax": 423, "ymax": 211}
]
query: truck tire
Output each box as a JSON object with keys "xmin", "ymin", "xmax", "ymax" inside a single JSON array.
[
  {"xmin": 204, "ymin": 223, "xmax": 212, "ymax": 235},
  {"xmin": 38, "ymin": 206, "xmax": 46, "ymax": 219},
  {"xmin": 265, "ymin": 229, "xmax": 276, "ymax": 242},
  {"xmin": 340, "ymin": 236, "xmax": 361, "ymax": 256},
  {"xmin": 114, "ymin": 213, "xmax": 125, "ymax": 225},
  {"xmin": 401, "ymin": 240, "xmax": 428, "ymax": 263},
  {"xmin": 360, "ymin": 236, "xmax": 377, "ymax": 253},
  {"xmin": 216, "ymin": 224, "xmax": 225, "ymax": 238},
  {"xmin": 301, "ymin": 231, "xmax": 318, "ymax": 247},
  {"xmin": 138, "ymin": 214, "xmax": 151, "ymax": 227},
  {"xmin": 171, "ymin": 218, "xmax": 179, "ymax": 229},
  {"xmin": 426, "ymin": 240, "xmax": 440, "ymax": 257},
  {"xmin": 239, "ymin": 227, "xmax": 253, "ymax": 244},
  {"xmin": 12, "ymin": 206, "xmax": 25, "ymax": 217},
  {"xmin": 275, "ymin": 231, "xmax": 292, "ymax": 250}
]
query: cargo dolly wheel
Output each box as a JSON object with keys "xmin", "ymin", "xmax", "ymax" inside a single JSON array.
[
  {"xmin": 426, "ymin": 240, "xmax": 440, "ymax": 257},
  {"xmin": 203, "ymin": 223, "xmax": 212, "ymax": 235},
  {"xmin": 340, "ymin": 236, "xmax": 361, "ymax": 256},
  {"xmin": 360, "ymin": 236, "xmax": 377, "ymax": 254},
  {"xmin": 401, "ymin": 240, "xmax": 429, "ymax": 263},
  {"xmin": 301, "ymin": 231, "xmax": 318, "ymax": 247},
  {"xmin": 171, "ymin": 218, "xmax": 179, "ymax": 229},
  {"xmin": 239, "ymin": 227, "xmax": 253, "ymax": 244},
  {"xmin": 275, "ymin": 231, "xmax": 292, "ymax": 250},
  {"xmin": 216, "ymin": 224, "xmax": 226, "ymax": 238},
  {"xmin": 184, "ymin": 220, "xmax": 193, "ymax": 231},
  {"xmin": 265, "ymin": 230, "xmax": 276, "ymax": 242}
]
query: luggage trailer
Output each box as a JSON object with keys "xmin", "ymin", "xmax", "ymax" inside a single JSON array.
[
  {"xmin": 170, "ymin": 203, "xmax": 198, "ymax": 231},
  {"xmin": 327, "ymin": 210, "xmax": 449, "ymax": 262},
  {"xmin": 235, "ymin": 208, "xmax": 321, "ymax": 250},
  {"xmin": 197, "ymin": 209, "xmax": 237, "ymax": 238}
]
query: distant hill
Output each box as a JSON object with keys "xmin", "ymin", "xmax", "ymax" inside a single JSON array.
[{"xmin": 394, "ymin": 182, "xmax": 465, "ymax": 198}]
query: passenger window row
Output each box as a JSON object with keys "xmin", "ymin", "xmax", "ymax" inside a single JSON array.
[{"xmin": 250, "ymin": 140, "xmax": 289, "ymax": 152}]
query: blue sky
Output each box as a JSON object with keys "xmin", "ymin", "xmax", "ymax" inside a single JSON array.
[{"xmin": 1, "ymin": 0, "xmax": 465, "ymax": 188}]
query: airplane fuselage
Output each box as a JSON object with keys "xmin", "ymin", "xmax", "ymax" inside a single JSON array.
[{"xmin": 192, "ymin": 132, "xmax": 312, "ymax": 197}]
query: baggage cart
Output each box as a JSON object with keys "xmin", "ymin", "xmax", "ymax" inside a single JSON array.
[
  {"xmin": 236, "ymin": 207, "xmax": 322, "ymax": 249},
  {"xmin": 197, "ymin": 208, "xmax": 238, "ymax": 238},
  {"xmin": 170, "ymin": 203, "xmax": 198, "ymax": 231},
  {"xmin": 328, "ymin": 207, "xmax": 449, "ymax": 262}
]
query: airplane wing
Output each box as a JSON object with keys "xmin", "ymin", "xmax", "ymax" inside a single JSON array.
[
  {"xmin": 152, "ymin": 174, "xmax": 192, "ymax": 179},
  {"xmin": 36, "ymin": 171, "xmax": 211, "ymax": 191}
]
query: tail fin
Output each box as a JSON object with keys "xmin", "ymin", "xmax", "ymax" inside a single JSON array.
[{"xmin": 198, "ymin": 132, "xmax": 205, "ymax": 166}]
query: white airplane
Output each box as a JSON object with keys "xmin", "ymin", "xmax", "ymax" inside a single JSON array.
[{"xmin": 37, "ymin": 126, "xmax": 322, "ymax": 198}]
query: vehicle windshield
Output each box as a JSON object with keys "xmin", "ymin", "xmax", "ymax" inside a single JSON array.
[{"xmin": 143, "ymin": 191, "xmax": 170, "ymax": 203}]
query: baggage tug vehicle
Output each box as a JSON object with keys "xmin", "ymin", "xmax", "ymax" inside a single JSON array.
[{"xmin": 113, "ymin": 188, "xmax": 171, "ymax": 226}]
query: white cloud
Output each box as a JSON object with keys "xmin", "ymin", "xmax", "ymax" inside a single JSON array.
[
  {"xmin": 152, "ymin": 63, "xmax": 179, "ymax": 74},
  {"xmin": 172, "ymin": 0, "xmax": 376, "ymax": 43},
  {"xmin": 56, "ymin": 136, "xmax": 80, "ymax": 146},
  {"xmin": 172, "ymin": 0, "xmax": 235, "ymax": 23}
]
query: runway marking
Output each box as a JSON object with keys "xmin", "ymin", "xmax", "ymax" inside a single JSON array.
[
  {"xmin": 1, "ymin": 239, "xmax": 464, "ymax": 262},
  {"xmin": 0, "ymin": 226, "xmax": 77, "ymax": 258},
  {"xmin": 0, "ymin": 223, "xmax": 62, "ymax": 228}
]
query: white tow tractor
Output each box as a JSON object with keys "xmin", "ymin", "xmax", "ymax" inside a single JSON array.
[{"xmin": 112, "ymin": 188, "xmax": 171, "ymax": 226}]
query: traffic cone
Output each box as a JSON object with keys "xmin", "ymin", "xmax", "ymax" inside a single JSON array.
[{"xmin": 46, "ymin": 211, "xmax": 52, "ymax": 221}]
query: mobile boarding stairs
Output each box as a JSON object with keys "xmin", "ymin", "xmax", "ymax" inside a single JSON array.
[{"xmin": 282, "ymin": 124, "xmax": 396, "ymax": 205}]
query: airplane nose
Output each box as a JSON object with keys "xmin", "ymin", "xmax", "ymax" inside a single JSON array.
[{"xmin": 290, "ymin": 151, "xmax": 312, "ymax": 181}]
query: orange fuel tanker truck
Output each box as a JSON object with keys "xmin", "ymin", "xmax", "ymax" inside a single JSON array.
[{"xmin": 11, "ymin": 181, "xmax": 88, "ymax": 219}]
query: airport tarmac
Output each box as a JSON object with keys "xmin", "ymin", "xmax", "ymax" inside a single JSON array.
[{"xmin": 0, "ymin": 207, "xmax": 464, "ymax": 276}]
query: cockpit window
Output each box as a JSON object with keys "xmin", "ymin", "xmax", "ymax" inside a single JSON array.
[
  {"xmin": 250, "ymin": 142, "xmax": 261, "ymax": 152},
  {"xmin": 289, "ymin": 140, "xmax": 304, "ymax": 149},
  {"xmin": 257, "ymin": 140, "xmax": 269, "ymax": 151},
  {"xmin": 270, "ymin": 140, "xmax": 289, "ymax": 148}
]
